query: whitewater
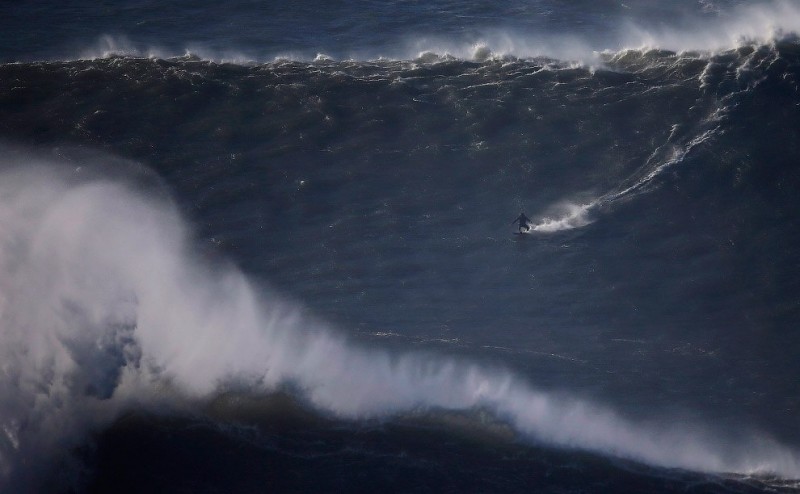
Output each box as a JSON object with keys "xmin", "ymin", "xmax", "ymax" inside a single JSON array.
[{"xmin": 1, "ymin": 157, "xmax": 798, "ymax": 491}]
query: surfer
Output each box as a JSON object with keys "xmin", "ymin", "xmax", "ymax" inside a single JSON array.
[{"xmin": 512, "ymin": 212, "xmax": 532, "ymax": 233}]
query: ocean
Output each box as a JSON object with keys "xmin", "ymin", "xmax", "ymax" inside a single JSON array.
[{"xmin": 2, "ymin": 1, "xmax": 800, "ymax": 492}]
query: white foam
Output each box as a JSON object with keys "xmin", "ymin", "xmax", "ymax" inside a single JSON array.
[
  {"xmin": 616, "ymin": 0, "xmax": 800, "ymax": 54},
  {"xmin": 0, "ymin": 152, "xmax": 799, "ymax": 490},
  {"xmin": 62, "ymin": 2, "xmax": 800, "ymax": 66},
  {"xmin": 531, "ymin": 202, "xmax": 595, "ymax": 233},
  {"xmin": 410, "ymin": 1, "xmax": 800, "ymax": 65}
]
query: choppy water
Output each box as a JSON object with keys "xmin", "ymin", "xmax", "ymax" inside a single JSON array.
[{"xmin": 2, "ymin": 1, "xmax": 800, "ymax": 492}]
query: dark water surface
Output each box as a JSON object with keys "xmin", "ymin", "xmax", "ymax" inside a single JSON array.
[{"xmin": 2, "ymin": 1, "xmax": 800, "ymax": 492}]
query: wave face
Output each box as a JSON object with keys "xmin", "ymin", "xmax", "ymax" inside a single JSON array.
[{"xmin": 3, "ymin": 2, "xmax": 800, "ymax": 493}]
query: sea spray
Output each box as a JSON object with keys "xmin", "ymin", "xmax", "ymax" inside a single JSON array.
[{"xmin": 1, "ymin": 155, "xmax": 800, "ymax": 492}]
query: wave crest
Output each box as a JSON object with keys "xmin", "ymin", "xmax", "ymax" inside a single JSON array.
[{"xmin": 52, "ymin": 1, "xmax": 800, "ymax": 67}]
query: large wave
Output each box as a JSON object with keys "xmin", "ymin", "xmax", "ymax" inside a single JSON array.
[{"xmin": 1, "ymin": 150, "xmax": 799, "ymax": 492}]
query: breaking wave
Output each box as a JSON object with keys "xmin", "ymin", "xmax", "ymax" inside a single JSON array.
[{"xmin": 1, "ymin": 152, "xmax": 799, "ymax": 492}]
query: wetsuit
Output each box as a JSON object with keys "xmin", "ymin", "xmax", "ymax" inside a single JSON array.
[{"xmin": 513, "ymin": 213, "xmax": 531, "ymax": 232}]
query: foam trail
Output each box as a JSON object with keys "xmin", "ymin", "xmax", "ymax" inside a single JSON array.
[
  {"xmin": 1, "ymin": 154, "xmax": 799, "ymax": 491},
  {"xmin": 529, "ymin": 108, "xmax": 724, "ymax": 235},
  {"xmin": 530, "ymin": 202, "xmax": 595, "ymax": 233}
]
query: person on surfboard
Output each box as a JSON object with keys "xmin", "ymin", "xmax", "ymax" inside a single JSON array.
[{"xmin": 512, "ymin": 212, "xmax": 532, "ymax": 233}]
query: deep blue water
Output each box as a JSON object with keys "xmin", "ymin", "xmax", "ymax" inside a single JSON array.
[{"xmin": 2, "ymin": 1, "xmax": 800, "ymax": 493}]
